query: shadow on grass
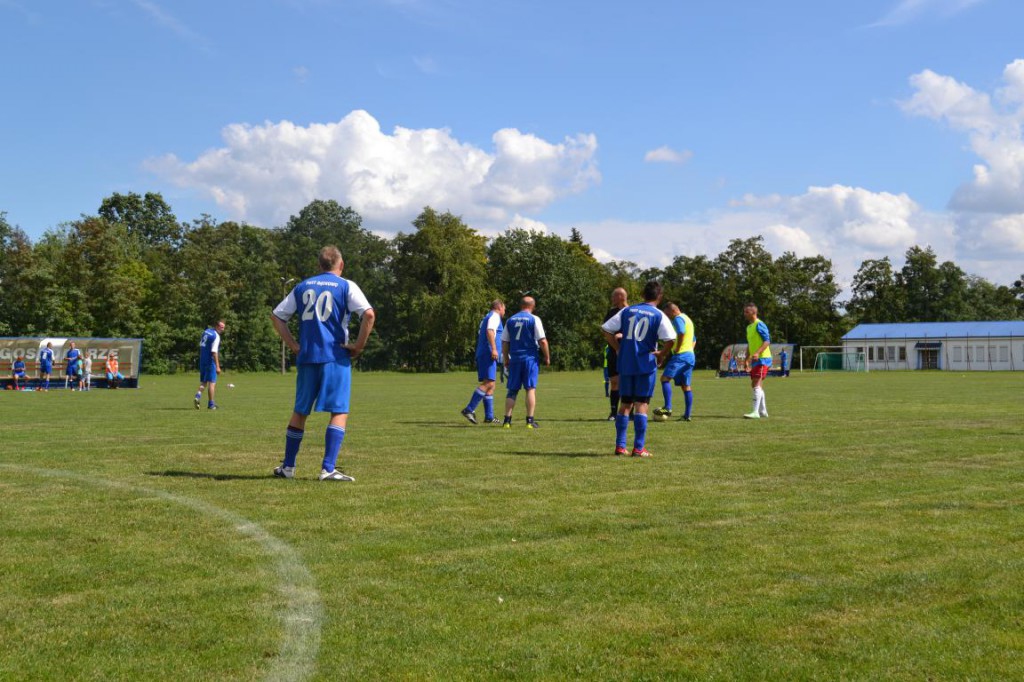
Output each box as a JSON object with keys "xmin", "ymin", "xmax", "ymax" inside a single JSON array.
[
  {"xmin": 505, "ymin": 450, "xmax": 606, "ymax": 458},
  {"xmin": 146, "ymin": 470, "xmax": 270, "ymax": 481},
  {"xmin": 397, "ymin": 421, "xmax": 488, "ymax": 429},
  {"xmin": 151, "ymin": 407, "xmax": 203, "ymax": 411}
]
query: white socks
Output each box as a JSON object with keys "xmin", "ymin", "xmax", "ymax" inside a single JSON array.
[{"xmin": 752, "ymin": 387, "xmax": 768, "ymax": 417}]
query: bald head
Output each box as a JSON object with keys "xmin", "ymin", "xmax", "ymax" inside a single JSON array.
[
  {"xmin": 520, "ymin": 296, "xmax": 536, "ymax": 311},
  {"xmin": 611, "ymin": 288, "xmax": 627, "ymax": 308}
]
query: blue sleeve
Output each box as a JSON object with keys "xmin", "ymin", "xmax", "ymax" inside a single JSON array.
[
  {"xmin": 673, "ymin": 317, "xmax": 686, "ymax": 335},
  {"xmin": 757, "ymin": 321, "xmax": 770, "ymax": 343}
]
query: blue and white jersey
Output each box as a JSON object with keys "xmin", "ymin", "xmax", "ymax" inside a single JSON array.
[
  {"xmin": 273, "ymin": 273, "xmax": 372, "ymax": 365},
  {"xmin": 602, "ymin": 303, "xmax": 675, "ymax": 375},
  {"xmin": 13, "ymin": 358, "xmax": 26, "ymax": 373},
  {"xmin": 65, "ymin": 348, "xmax": 80, "ymax": 366},
  {"xmin": 199, "ymin": 328, "xmax": 221, "ymax": 367},
  {"xmin": 476, "ymin": 311, "xmax": 503, "ymax": 358},
  {"xmin": 39, "ymin": 347, "xmax": 54, "ymax": 368},
  {"xmin": 502, "ymin": 311, "xmax": 546, "ymax": 360}
]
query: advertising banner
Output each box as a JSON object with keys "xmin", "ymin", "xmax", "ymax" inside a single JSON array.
[{"xmin": 1, "ymin": 337, "xmax": 143, "ymax": 388}]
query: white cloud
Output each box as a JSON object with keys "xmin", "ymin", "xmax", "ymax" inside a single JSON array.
[
  {"xmin": 644, "ymin": 146, "xmax": 693, "ymax": 164},
  {"xmin": 146, "ymin": 110, "xmax": 600, "ymax": 229},
  {"xmin": 870, "ymin": 0, "xmax": 985, "ymax": 27},
  {"xmin": 129, "ymin": 0, "xmax": 210, "ymax": 50},
  {"xmin": 901, "ymin": 60, "xmax": 1024, "ymax": 268},
  {"xmin": 545, "ymin": 184, "xmax": 963, "ymax": 292}
]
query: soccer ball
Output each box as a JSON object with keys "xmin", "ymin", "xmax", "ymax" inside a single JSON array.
[{"xmin": 651, "ymin": 412, "xmax": 670, "ymax": 422}]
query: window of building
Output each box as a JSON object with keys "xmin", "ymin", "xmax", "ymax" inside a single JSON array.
[
  {"xmin": 899, "ymin": 346, "xmax": 906, "ymax": 361},
  {"xmin": 976, "ymin": 345, "xmax": 986, "ymax": 363},
  {"xmin": 1000, "ymin": 346, "xmax": 1009, "ymax": 362},
  {"xmin": 953, "ymin": 346, "xmax": 962, "ymax": 362},
  {"xmin": 868, "ymin": 347, "xmax": 874, "ymax": 361},
  {"xmin": 887, "ymin": 346, "xmax": 896, "ymax": 361},
  {"xmin": 989, "ymin": 346, "xmax": 997, "ymax": 362}
]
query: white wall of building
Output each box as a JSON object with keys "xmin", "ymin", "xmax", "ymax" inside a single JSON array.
[{"xmin": 842, "ymin": 338, "xmax": 1024, "ymax": 371}]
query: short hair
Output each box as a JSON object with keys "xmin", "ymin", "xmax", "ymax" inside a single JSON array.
[
  {"xmin": 643, "ymin": 280, "xmax": 662, "ymax": 302},
  {"xmin": 744, "ymin": 302, "xmax": 758, "ymax": 312},
  {"xmin": 520, "ymin": 296, "xmax": 536, "ymax": 310},
  {"xmin": 491, "ymin": 299, "xmax": 505, "ymax": 311},
  {"xmin": 319, "ymin": 245, "xmax": 344, "ymax": 271}
]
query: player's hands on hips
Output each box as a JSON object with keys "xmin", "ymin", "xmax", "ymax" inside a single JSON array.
[{"xmin": 343, "ymin": 342, "xmax": 365, "ymax": 358}]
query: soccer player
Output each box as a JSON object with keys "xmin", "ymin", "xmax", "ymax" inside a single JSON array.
[
  {"xmin": 501, "ymin": 296, "xmax": 550, "ymax": 429},
  {"xmin": 105, "ymin": 354, "xmax": 124, "ymax": 388},
  {"xmin": 604, "ymin": 288, "xmax": 628, "ymax": 419},
  {"xmin": 82, "ymin": 354, "xmax": 92, "ymax": 391},
  {"xmin": 462, "ymin": 299, "xmax": 505, "ymax": 425},
  {"xmin": 39, "ymin": 342, "xmax": 54, "ymax": 391},
  {"xmin": 602, "ymin": 281, "xmax": 676, "ymax": 457},
  {"xmin": 743, "ymin": 302, "xmax": 772, "ymax": 419},
  {"xmin": 780, "ymin": 348, "xmax": 789, "ymax": 377},
  {"xmin": 65, "ymin": 342, "xmax": 81, "ymax": 390},
  {"xmin": 12, "ymin": 356, "xmax": 27, "ymax": 390},
  {"xmin": 270, "ymin": 246, "xmax": 375, "ymax": 482},
  {"xmin": 194, "ymin": 320, "xmax": 225, "ymax": 410},
  {"xmin": 654, "ymin": 302, "xmax": 697, "ymax": 421}
]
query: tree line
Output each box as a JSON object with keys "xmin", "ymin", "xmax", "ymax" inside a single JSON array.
[{"xmin": 1, "ymin": 193, "xmax": 1021, "ymax": 373}]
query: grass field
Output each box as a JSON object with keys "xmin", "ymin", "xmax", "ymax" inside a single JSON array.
[{"xmin": 2, "ymin": 369, "xmax": 1023, "ymax": 680}]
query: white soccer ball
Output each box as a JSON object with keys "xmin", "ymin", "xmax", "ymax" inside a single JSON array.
[{"xmin": 228, "ymin": 383, "xmax": 236, "ymax": 388}]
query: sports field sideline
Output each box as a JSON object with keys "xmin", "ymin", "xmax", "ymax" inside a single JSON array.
[{"xmin": 2, "ymin": 370, "xmax": 1022, "ymax": 680}]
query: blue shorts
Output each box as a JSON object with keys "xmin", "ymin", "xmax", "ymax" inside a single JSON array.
[
  {"xmin": 40, "ymin": 362, "xmax": 52, "ymax": 375},
  {"xmin": 294, "ymin": 360, "xmax": 351, "ymax": 415},
  {"xmin": 619, "ymin": 371, "xmax": 657, "ymax": 403},
  {"xmin": 506, "ymin": 356, "xmax": 539, "ymax": 392},
  {"xmin": 662, "ymin": 353, "xmax": 695, "ymax": 387},
  {"xmin": 199, "ymin": 363, "xmax": 217, "ymax": 384},
  {"xmin": 476, "ymin": 354, "xmax": 497, "ymax": 382},
  {"xmin": 107, "ymin": 372, "xmax": 124, "ymax": 381},
  {"xmin": 14, "ymin": 370, "xmax": 26, "ymax": 379}
]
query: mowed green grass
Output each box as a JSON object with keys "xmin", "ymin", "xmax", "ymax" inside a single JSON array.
[{"xmin": 1, "ymin": 369, "xmax": 1022, "ymax": 680}]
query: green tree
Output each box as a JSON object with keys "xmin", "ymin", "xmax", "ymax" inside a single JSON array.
[
  {"xmin": 390, "ymin": 208, "xmax": 491, "ymax": 371},
  {"xmin": 847, "ymin": 257, "xmax": 905, "ymax": 323},
  {"xmin": 487, "ymin": 229, "xmax": 607, "ymax": 370}
]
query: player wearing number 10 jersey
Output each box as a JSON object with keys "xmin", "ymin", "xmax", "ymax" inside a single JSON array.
[
  {"xmin": 271, "ymin": 246, "xmax": 376, "ymax": 482},
  {"xmin": 601, "ymin": 281, "xmax": 675, "ymax": 457}
]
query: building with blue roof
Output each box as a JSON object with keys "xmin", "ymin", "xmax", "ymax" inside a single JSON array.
[{"xmin": 841, "ymin": 321, "xmax": 1024, "ymax": 370}]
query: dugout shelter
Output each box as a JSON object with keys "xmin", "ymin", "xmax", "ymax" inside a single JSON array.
[
  {"xmin": 718, "ymin": 343, "xmax": 794, "ymax": 377},
  {"xmin": 1, "ymin": 337, "xmax": 143, "ymax": 389},
  {"xmin": 841, "ymin": 322, "xmax": 1024, "ymax": 371}
]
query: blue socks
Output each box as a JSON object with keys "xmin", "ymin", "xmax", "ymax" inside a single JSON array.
[
  {"xmin": 634, "ymin": 414, "xmax": 648, "ymax": 451},
  {"xmin": 284, "ymin": 426, "xmax": 303, "ymax": 468},
  {"xmin": 661, "ymin": 382, "xmax": 673, "ymax": 411},
  {"xmin": 323, "ymin": 425, "xmax": 346, "ymax": 472},
  {"xmin": 615, "ymin": 414, "xmax": 629, "ymax": 449},
  {"xmin": 684, "ymin": 391, "xmax": 693, "ymax": 419},
  {"xmin": 483, "ymin": 395, "xmax": 495, "ymax": 421},
  {"xmin": 466, "ymin": 388, "xmax": 485, "ymax": 413}
]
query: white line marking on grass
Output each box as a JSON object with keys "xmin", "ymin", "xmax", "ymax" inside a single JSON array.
[{"xmin": 2, "ymin": 465, "xmax": 323, "ymax": 682}]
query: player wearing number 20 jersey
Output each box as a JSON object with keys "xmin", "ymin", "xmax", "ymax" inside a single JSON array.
[{"xmin": 270, "ymin": 246, "xmax": 376, "ymax": 483}]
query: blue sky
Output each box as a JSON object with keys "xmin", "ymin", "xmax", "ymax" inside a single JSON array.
[{"xmin": 2, "ymin": 0, "xmax": 1023, "ymax": 287}]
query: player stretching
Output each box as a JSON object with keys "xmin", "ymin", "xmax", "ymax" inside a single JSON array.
[
  {"xmin": 39, "ymin": 342, "xmax": 54, "ymax": 391},
  {"xmin": 194, "ymin": 320, "xmax": 225, "ymax": 410},
  {"xmin": 743, "ymin": 303, "xmax": 772, "ymax": 419},
  {"xmin": 501, "ymin": 296, "xmax": 550, "ymax": 429},
  {"xmin": 654, "ymin": 302, "xmax": 697, "ymax": 422},
  {"xmin": 462, "ymin": 300, "xmax": 505, "ymax": 425},
  {"xmin": 602, "ymin": 281, "xmax": 675, "ymax": 457},
  {"xmin": 271, "ymin": 246, "xmax": 375, "ymax": 482}
]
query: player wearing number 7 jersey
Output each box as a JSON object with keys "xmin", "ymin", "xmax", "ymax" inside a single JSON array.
[
  {"xmin": 601, "ymin": 281, "xmax": 675, "ymax": 457},
  {"xmin": 270, "ymin": 246, "xmax": 376, "ymax": 482}
]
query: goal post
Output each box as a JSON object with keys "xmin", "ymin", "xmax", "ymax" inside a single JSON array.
[{"xmin": 813, "ymin": 351, "xmax": 868, "ymax": 372}]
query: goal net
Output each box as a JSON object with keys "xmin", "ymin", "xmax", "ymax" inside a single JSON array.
[{"xmin": 813, "ymin": 351, "xmax": 868, "ymax": 372}]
